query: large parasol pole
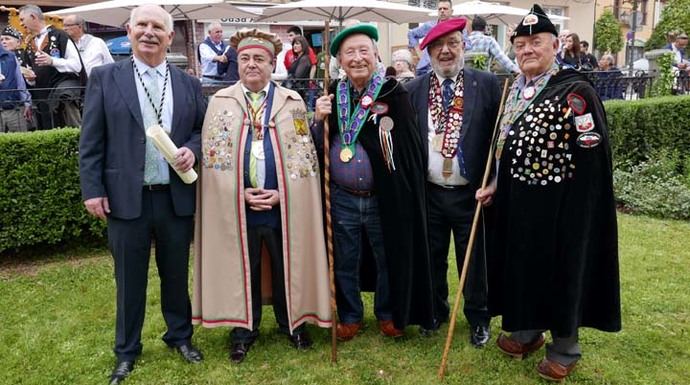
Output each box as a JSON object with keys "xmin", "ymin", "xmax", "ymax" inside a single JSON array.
[
  {"xmin": 438, "ymin": 79, "xmax": 510, "ymax": 380},
  {"xmin": 321, "ymin": 18, "xmax": 338, "ymax": 364}
]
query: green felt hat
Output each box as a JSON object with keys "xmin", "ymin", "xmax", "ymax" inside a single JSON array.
[{"xmin": 330, "ymin": 24, "xmax": 379, "ymax": 57}]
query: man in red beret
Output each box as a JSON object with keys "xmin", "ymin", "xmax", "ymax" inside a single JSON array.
[{"xmin": 405, "ymin": 17, "xmax": 501, "ymax": 347}]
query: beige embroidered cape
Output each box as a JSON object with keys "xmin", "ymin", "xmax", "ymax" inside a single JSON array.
[{"xmin": 192, "ymin": 82, "xmax": 332, "ymax": 332}]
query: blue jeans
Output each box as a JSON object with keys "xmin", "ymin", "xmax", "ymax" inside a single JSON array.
[{"xmin": 331, "ymin": 185, "xmax": 391, "ymax": 324}]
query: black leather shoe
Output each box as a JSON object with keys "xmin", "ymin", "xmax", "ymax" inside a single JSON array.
[
  {"xmin": 289, "ymin": 330, "xmax": 313, "ymax": 350},
  {"xmin": 470, "ymin": 324, "xmax": 491, "ymax": 348},
  {"xmin": 109, "ymin": 360, "xmax": 134, "ymax": 385},
  {"xmin": 419, "ymin": 318, "xmax": 444, "ymax": 337},
  {"xmin": 174, "ymin": 342, "xmax": 203, "ymax": 363},
  {"xmin": 229, "ymin": 341, "xmax": 253, "ymax": 363}
]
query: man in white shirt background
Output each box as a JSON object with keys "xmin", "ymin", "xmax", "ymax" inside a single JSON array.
[
  {"xmin": 197, "ymin": 22, "xmax": 228, "ymax": 84},
  {"xmin": 63, "ymin": 14, "xmax": 114, "ymax": 76},
  {"xmin": 19, "ymin": 4, "xmax": 85, "ymax": 129}
]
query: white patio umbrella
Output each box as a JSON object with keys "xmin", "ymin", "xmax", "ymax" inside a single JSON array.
[
  {"xmin": 48, "ymin": 0, "xmax": 259, "ymax": 72},
  {"xmin": 430, "ymin": 0, "xmax": 568, "ymax": 25},
  {"xmin": 257, "ymin": 0, "xmax": 433, "ymax": 25},
  {"xmin": 47, "ymin": 0, "xmax": 258, "ymax": 28}
]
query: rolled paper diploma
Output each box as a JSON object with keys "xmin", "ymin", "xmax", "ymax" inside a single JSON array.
[{"xmin": 145, "ymin": 124, "xmax": 198, "ymax": 184}]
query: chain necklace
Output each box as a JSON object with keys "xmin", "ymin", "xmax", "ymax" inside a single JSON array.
[{"xmin": 131, "ymin": 56, "xmax": 169, "ymax": 126}]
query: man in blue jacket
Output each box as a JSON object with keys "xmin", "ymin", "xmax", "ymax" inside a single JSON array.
[{"xmin": 0, "ymin": 45, "xmax": 31, "ymax": 133}]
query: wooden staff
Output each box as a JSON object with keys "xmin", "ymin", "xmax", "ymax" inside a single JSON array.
[
  {"xmin": 438, "ymin": 78, "xmax": 510, "ymax": 380},
  {"xmin": 321, "ymin": 19, "xmax": 338, "ymax": 364}
]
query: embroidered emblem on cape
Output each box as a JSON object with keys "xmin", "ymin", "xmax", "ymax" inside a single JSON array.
[
  {"xmin": 574, "ymin": 113, "xmax": 595, "ymax": 132},
  {"xmin": 203, "ymin": 109, "xmax": 236, "ymax": 170},
  {"xmin": 523, "ymin": 14, "xmax": 538, "ymax": 26},
  {"xmin": 283, "ymin": 131, "xmax": 318, "ymax": 180},
  {"xmin": 576, "ymin": 132, "xmax": 601, "ymax": 148},
  {"xmin": 566, "ymin": 93, "xmax": 587, "ymax": 115},
  {"xmin": 291, "ymin": 109, "xmax": 308, "ymax": 135}
]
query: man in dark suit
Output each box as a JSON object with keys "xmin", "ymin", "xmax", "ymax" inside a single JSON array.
[
  {"xmin": 79, "ymin": 5, "xmax": 205, "ymax": 385},
  {"xmin": 405, "ymin": 18, "xmax": 500, "ymax": 347}
]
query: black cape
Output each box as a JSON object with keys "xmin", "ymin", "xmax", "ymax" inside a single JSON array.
[
  {"xmin": 322, "ymin": 78, "xmax": 435, "ymax": 329},
  {"xmin": 488, "ymin": 69, "xmax": 621, "ymax": 335}
]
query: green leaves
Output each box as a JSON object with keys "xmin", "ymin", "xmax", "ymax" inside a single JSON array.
[
  {"xmin": 0, "ymin": 129, "xmax": 106, "ymax": 255},
  {"xmin": 646, "ymin": 0, "xmax": 690, "ymax": 50},
  {"xmin": 595, "ymin": 9, "xmax": 624, "ymax": 55}
]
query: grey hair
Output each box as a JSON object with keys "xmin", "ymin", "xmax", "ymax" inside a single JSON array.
[
  {"xmin": 129, "ymin": 5, "xmax": 174, "ymax": 33},
  {"xmin": 601, "ymin": 54, "xmax": 614, "ymax": 66},
  {"xmin": 208, "ymin": 22, "xmax": 222, "ymax": 33},
  {"xmin": 67, "ymin": 14, "xmax": 86, "ymax": 28},
  {"xmin": 18, "ymin": 4, "xmax": 44, "ymax": 19}
]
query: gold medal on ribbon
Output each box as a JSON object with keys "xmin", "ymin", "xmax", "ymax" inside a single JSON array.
[
  {"xmin": 442, "ymin": 157, "xmax": 453, "ymax": 179},
  {"xmin": 340, "ymin": 147, "xmax": 354, "ymax": 163}
]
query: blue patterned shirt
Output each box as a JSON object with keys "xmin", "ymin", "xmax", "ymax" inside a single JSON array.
[{"xmin": 466, "ymin": 31, "xmax": 519, "ymax": 73}]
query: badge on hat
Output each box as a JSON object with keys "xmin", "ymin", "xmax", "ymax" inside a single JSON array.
[{"xmin": 523, "ymin": 14, "xmax": 539, "ymax": 26}]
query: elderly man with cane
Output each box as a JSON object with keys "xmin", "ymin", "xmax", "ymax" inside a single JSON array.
[{"xmin": 476, "ymin": 4, "xmax": 621, "ymax": 382}]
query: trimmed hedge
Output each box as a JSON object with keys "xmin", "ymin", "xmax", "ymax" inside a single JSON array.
[
  {"xmin": 0, "ymin": 129, "xmax": 105, "ymax": 254},
  {"xmin": 2, "ymin": 95, "xmax": 690, "ymax": 253},
  {"xmin": 604, "ymin": 95, "xmax": 690, "ymax": 165}
]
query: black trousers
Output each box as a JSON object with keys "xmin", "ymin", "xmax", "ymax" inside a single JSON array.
[
  {"xmin": 107, "ymin": 189, "xmax": 194, "ymax": 361},
  {"xmin": 426, "ymin": 182, "xmax": 490, "ymax": 327},
  {"xmin": 231, "ymin": 226, "xmax": 303, "ymax": 343}
]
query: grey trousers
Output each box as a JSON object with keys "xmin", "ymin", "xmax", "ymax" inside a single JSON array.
[
  {"xmin": 511, "ymin": 329, "xmax": 581, "ymax": 366},
  {"xmin": 0, "ymin": 107, "xmax": 29, "ymax": 133}
]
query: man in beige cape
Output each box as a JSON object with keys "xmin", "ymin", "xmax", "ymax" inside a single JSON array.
[{"xmin": 192, "ymin": 28, "xmax": 332, "ymax": 364}]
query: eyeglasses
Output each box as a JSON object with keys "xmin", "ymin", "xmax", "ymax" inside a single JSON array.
[
  {"xmin": 428, "ymin": 39, "xmax": 463, "ymax": 51},
  {"xmin": 63, "ymin": 23, "xmax": 79, "ymax": 27}
]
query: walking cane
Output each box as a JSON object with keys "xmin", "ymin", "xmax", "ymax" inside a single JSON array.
[
  {"xmin": 438, "ymin": 79, "xmax": 510, "ymax": 380},
  {"xmin": 321, "ymin": 19, "xmax": 338, "ymax": 364}
]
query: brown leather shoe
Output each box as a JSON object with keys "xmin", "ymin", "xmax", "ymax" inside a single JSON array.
[
  {"xmin": 378, "ymin": 320, "xmax": 404, "ymax": 338},
  {"xmin": 536, "ymin": 358, "xmax": 577, "ymax": 382},
  {"xmin": 496, "ymin": 332, "xmax": 545, "ymax": 359},
  {"xmin": 336, "ymin": 322, "xmax": 362, "ymax": 341}
]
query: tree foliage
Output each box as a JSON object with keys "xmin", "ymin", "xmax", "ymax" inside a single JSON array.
[
  {"xmin": 646, "ymin": 0, "xmax": 690, "ymax": 50},
  {"xmin": 595, "ymin": 9, "xmax": 624, "ymax": 54}
]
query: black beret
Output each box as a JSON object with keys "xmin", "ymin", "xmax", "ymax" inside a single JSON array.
[
  {"xmin": 510, "ymin": 4, "xmax": 558, "ymax": 43},
  {"xmin": 2, "ymin": 26, "xmax": 22, "ymax": 41}
]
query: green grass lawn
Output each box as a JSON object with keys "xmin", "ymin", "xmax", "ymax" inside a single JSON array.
[{"xmin": 1, "ymin": 213, "xmax": 688, "ymax": 385}]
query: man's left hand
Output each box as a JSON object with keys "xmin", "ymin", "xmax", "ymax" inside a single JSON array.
[
  {"xmin": 174, "ymin": 146, "xmax": 195, "ymax": 172},
  {"xmin": 23, "ymin": 105, "xmax": 32, "ymax": 122},
  {"xmin": 245, "ymin": 188, "xmax": 279, "ymax": 211},
  {"xmin": 34, "ymin": 51, "xmax": 53, "ymax": 67}
]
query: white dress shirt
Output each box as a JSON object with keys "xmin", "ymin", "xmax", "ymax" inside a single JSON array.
[
  {"xmin": 427, "ymin": 71, "xmax": 469, "ymax": 186},
  {"xmin": 76, "ymin": 34, "xmax": 114, "ymax": 76},
  {"xmin": 198, "ymin": 41, "xmax": 226, "ymax": 77}
]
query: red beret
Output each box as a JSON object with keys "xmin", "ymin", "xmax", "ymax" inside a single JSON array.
[{"xmin": 420, "ymin": 18, "xmax": 467, "ymax": 51}]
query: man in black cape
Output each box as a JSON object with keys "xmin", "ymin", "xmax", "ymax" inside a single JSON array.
[
  {"xmin": 476, "ymin": 4, "xmax": 621, "ymax": 382},
  {"xmin": 312, "ymin": 23, "xmax": 435, "ymax": 340}
]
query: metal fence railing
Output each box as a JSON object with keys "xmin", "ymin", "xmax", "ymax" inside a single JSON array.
[{"xmin": 2, "ymin": 71, "xmax": 688, "ymax": 131}]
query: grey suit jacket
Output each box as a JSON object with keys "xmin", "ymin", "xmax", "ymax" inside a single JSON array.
[
  {"xmin": 79, "ymin": 59, "xmax": 206, "ymax": 219},
  {"xmin": 405, "ymin": 68, "xmax": 501, "ymax": 189}
]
